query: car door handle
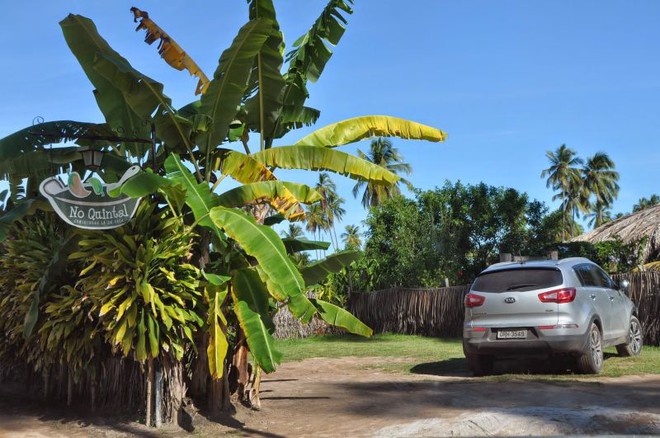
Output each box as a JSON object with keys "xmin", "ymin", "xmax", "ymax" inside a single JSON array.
[
  {"xmin": 590, "ymin": 294, "xmax": 597, "ymax": 300},
  {"xmin": 609, "ymin": 296, "xmax": 615, "ymax": 301}
]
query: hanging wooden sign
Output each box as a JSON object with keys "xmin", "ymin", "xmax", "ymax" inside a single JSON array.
[{"xmin": 39, "ymin": 166, "xmax": 142, "ymax": 230}]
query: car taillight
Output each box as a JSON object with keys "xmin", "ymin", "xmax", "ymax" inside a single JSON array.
[
  {"xmin": 538, "ymin": 287, "xmax": 576, "ymax": 304},
  {"xmin": 464, "ymin": 293, "xmax": 485, "ymax": 307}
]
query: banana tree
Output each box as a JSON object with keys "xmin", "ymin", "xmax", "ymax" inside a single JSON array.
[{"xmin": 0, "ymin": 0, "xmax": 446, "ymax": 421}]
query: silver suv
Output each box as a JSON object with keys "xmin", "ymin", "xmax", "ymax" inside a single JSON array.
[{"xmin": 462, "ymin": 257, "xmax": 642, "ymax": 375}]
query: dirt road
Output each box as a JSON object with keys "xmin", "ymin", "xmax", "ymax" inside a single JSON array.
[{"xmin": 1, "ymin": 357, "xmax": 659, "ymax": 437}]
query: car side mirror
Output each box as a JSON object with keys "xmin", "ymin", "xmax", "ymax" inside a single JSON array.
[{"xmin": 618, "ymin": 279, "xmax": 630, "ymax": 294}]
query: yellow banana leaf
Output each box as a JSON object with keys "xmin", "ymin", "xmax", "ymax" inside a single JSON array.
[
  {"xmin": 131, "ymin": 7, "xmax": 210, "ymax": 95},
  {"xmin": 217, "ymin": 181, "xmax": 322, "ymax": 221},
  {"xmin": 207, "ymin": 288, "xmax": 229, "ymax": 379},
  {"xmin": 251, "ymin": 145, "xmax": 400, "ymax": 185},
  {"xmin": 295, "ymin": 115, "xmax": 447, "ymax": 147},
  {"xmin": 216, "ymin": 149, "xmax": 277, "ymax": 183}
]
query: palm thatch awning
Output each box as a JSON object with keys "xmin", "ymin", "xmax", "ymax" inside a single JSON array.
[{"xmin": 572, "ymin": 204, "xmax": 660, "ymax": 262}]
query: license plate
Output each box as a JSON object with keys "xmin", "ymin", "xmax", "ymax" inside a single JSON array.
[{"xmin": 497, "ymin": 330, "xmax": 527, "ymax": 339}]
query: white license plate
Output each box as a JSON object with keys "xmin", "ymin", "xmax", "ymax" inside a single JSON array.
[{"xmin": 497, "ymin": 330, "xmax": 527, "ymax": 339}]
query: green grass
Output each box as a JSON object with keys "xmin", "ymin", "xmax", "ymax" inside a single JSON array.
[{"xmin": 275, "ymin": 334, "xmax": 660, "ymax": 380}]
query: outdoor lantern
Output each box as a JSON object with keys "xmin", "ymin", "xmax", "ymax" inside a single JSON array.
[{"xmin": 79, "ymin": 147, "xmax": 105, "ymax": 170}]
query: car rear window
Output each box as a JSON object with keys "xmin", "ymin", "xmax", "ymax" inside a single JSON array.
[{"xmin": 471, "ymin": 268, "xmax": 563, "ymax": 293}]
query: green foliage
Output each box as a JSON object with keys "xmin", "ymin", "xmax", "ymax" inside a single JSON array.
[
  {"xmin": 70, "ymin": 200, "xmax": 203, "ymax": 362},
  {"xmin": 300, "ymin": 250, "xmax": 360, "ymax": 286},
  {"xmin": 362, "ymin": 182, "xmax": 562, "ymax": 288},
  {"xmin": 0, "ymin": 1, "xmax": 449, "ymax": 407},
  {"xmin": 557, "ymin": 238, "xmax": 646, "ymax": 273},
  {"xmin": 0, "ymin": 213, "xmax": 80, "ymax": 369}
]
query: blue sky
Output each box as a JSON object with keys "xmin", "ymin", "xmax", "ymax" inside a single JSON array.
[{"xmin": 1, "ymin": 1, "xmax": 659, "ymax": 248}]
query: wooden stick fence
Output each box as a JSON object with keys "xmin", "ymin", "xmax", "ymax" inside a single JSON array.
[
  {"xmin": 348, "ymin": 286, "xmax": 468, "ymax": 337},
  {"xmin": 613, "ymin": 272, "xmax": 660, "ymax": 346}
]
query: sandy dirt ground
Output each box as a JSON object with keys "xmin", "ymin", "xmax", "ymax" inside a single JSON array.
[{"xmin": 1, "ymin": 357, "xmax": 659, "ymax": 437}]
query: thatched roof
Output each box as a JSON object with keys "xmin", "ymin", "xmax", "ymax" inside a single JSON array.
[{"xmin": 572, "ymin": 204, "xmax": 660, "ymax": 262}]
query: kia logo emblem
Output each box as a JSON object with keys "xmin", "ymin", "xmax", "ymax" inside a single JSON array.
[{"xmin": 504, "ymin": 297, "xmax": 516, "ymax": 304}]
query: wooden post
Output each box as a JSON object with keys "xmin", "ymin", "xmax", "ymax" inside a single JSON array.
[
  {"xmin": 90, "ymin": 380, "xmax": 96, "ymax": 412},
  {"xmin": 67, "ymin": 370, "xmax": 73, "ymax": 407},
  {"xmin": 43, "ymin": 368, "xmax": 49, "ymax": 399},
  {"xmin": 155, "ymin": 364, "xmax": 163, "ymax": 427},
  {"xmin": 146, "ymin": 357, "xmax": 154, "ymax": 427}
]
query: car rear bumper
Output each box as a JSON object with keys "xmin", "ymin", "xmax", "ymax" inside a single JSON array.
[{"xmin": 463, "ymin": 327, "xmax": 589, "ymax": 356}]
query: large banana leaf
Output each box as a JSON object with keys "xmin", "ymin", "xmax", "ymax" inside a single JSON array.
[
  {"xmin": 248, "ymin": 0, "xmax": 277, "ymax": 21},
  {"xmin": 244, "ymin": 23, "xmax": 285, "ymax": 144},
  {"xmin": 0, "ymin": 121, "xmax": 113, "ymax": 181},
  {"xmin": 61, "ymin": 15, "xmax": 196, "ymax": 162},
  {"xmin": 60, "ymin": 15, "xmax": 159, "ymax": 155},
  {"xmin": 164, "ymin": 155, "xmax": 219, "ymax": 230},
  {"xmin": 208, "ymin": 206, "xmax": 316, "ymax": 321},
  {"xmin": 232, "ymin": 268, "xmax": 281, "ymax": 372},
  {"xmin": 215, "ymin": 149, "xmax": 277, "ymax": 183},
  {"xmin": 153, "ymin": 106, "xmax": 195, "ymax": 157},
  {"xmin": 311, "ymin": 298, "xmax": 372, "ymax": 337},
  {"xmin": 300, "ymin": 250, "xmax": 360, "ymax": 286},
  {"xmin": 131, "ymin": 7, "xmax": 210, "ymax": 95},
  {"xmin": 251, "ymin": 145, "xmax": 400, "ymax": 185},
  {"xmin": 282, "ymin": 237, "xmax": 330, "ymax": 254},
  {"xmin": 107, "ymin": 169, "xmax": 168, "ymax": 197},
  {"xmin": 285, "ymin": 0, "xmax": 354, "ymax": 83},
  {"xmin": 198, "ymin": 18, "xmax": 278, "ymax": 152},
  {"xmin": 266, "ymin": 0, "xmax": 353, "ymax": 141},
  {"xmin": 295, "ymin": 115, "xmax": 447, "ymax": 147},
  {"xmin": 217, "ymin": 181, "xmax": 321, "ymax": 220},
  {"xmin": 207, "ymin": 288, "xmax": 229, "ymax": 379}
]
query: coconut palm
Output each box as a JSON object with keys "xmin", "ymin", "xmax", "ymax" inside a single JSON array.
[
  {"xmin": 315, "ymin": 173, "xmax": 345, "ymax": 249},
  {"xmin": 582, "ymin": 152, "xmax": 619, "ymax": 227},
  {"xmin": 586, "ymin": 203, "xmax": 613, "ymax": 228},
  {"xmin": 540, "ymin": 145, "xmax": 584, "ymax": 240},
  {"xmin": 633, "ymin": 194, "xmax": 660, "ymax": 212},
  {"xmin": 281, "ymin": 223, "xmax": 304, "ymax": 239},
  {"xmin": 341, "ymin": 224, "xmax": 362, "ymax": 250},
  {"xmin": 305, "ymin": 203, "xmax": 327, "ymax": 258},
  {"xmin": 352, "ymin": 138, "xmax": 412, "ymax": 209}
]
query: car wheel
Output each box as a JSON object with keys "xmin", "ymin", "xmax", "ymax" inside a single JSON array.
[
  {"xmin": 465, "ymin": 353, "xmax": 494, "ymax": 376},
  {"xmin": 616, "ymin": 316, "xmax": 643, "ymax": 357},
  {"xmin": 576, "ymin": 323, "xmax": 604, "ymax": 374}
]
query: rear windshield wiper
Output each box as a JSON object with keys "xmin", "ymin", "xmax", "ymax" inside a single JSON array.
[{"xmin": 506, "ymin": 284, "xmax": 538, "ymax": 291}]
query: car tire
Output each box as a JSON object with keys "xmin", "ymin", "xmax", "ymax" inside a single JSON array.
[
  {"xmin": 465, "ymin": 353, "xmax": 494, "ymax": 376},
  {"xmin": 576, "ymin": 323, "xmax": 604, "ymax": 374},
  {"xmin": 616, "ymin": 316, "xmax": 643, "ymax": 357}
]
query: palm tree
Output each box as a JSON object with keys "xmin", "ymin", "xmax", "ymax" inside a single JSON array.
[
  {"xmin": 341, "ymin": 224, "xmax": 362, "ymax": 250},
  {"xmin": 586, "ymin": 204, "xmax": 613, "ymax": 228},
  {"xmin": 540, "ymin": 145, "xmax": 584, "ymax": 240},
  {"xmin": 582, "ymin": 152, "xmax": 619, "ymax": 228},
  {"xmin": 281, "ymin": 223, "xmax": 304, "ymax": 239},
  {"xmin": 633, "ymin": 194, "xmax": 660, "ymax": 212},
  {"xmin": 305, "ymin": 203, "xmax": 326, "ymax": 258},
  {"xmin": 352, "ymin": 138, "xmax": 412, "ymax": 209},
  {"xmin": 315, "ymin": 173, "xmax": 345, "ymax": 249}
]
